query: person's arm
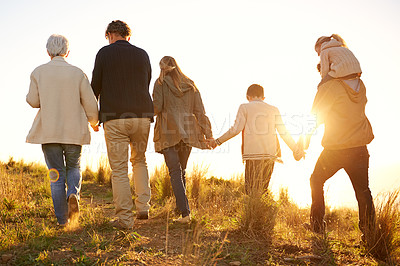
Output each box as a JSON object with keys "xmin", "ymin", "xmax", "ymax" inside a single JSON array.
[
  {"xmin": 80, "ymin": 73, "xmax": 99, "ymax": 128},
  {"xmin": 91, "ymin": 51, "xmax": 103, "ymax": 100},
  {"xmin": 301, "ymin": 84, "xmax": 336, "ymax": 150},
  {"xmin": 26, "ymin": 72, "xmax": 40, "ymax": 108},
  {"xmin": 311, "ymin": 84, "xmax": 335, "ymax": 126},
  {"xmin": 146, "ymin": 54, "xmax": 152, "ymax": 88},
  {"xmin": 275, "ymin": 110, "xmax": 306, "ymax": 160},
  {"xmin": 275, "ymin": 110, "xmax": 296, "ymax": 151},
  {"xmin": 320, "ymin": 50, "xmax": 330, "ymax": 78},
  {"xmin": 193, "ymin": 90, "xmax": 213, "ymax": 139},
  {"xmin": 152, "ymin": 81, "xmax": 163, "ymax": 115},
  {"xmin": 215, "ymin": 104, "xmax": 246, "ymax": 145}
]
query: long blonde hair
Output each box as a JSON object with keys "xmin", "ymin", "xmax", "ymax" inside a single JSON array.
[
  {"xmin": 157, "ymin": 56, "xmax": 195, "ymax": 90},
  {"xmin": 315, "ymin": 33, "xmax": 348, "ymax": 52}
]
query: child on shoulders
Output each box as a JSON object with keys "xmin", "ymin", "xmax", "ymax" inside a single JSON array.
[{"xmin": 315, "ymin": 34, "xmax": 362, "ymax": 86}]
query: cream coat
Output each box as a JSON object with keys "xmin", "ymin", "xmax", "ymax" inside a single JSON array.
[{"xmin": 26, "ymin": 56, "xmax": 98, "ymax": 145}]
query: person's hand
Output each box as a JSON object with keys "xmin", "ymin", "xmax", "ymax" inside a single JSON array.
[
  {"xmin": 293, "ymin": 143, "xmax": 305, "ymax": 161},
  {"xmin": 298, "ymin": 135, "xmax": 310, "ymax": 151},
  {"xmin": 206, "ymin": 138, "xmax": 217, "ymax": 149},
  {"xmin": 91, "ymin": 123, "xmax": 100, "ymax": 132}
]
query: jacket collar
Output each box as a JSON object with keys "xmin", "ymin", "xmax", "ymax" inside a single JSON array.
[
  {"xmin": 114, "ymin": 40, "xmax": 130, "ymax": 44},
  {"xmin": 48, "ymin": 56, "xmax": 68, "ymax": 66},
  {"xmin": 51, "ymin": 56, "xmax": 66, "ymax": 61}
]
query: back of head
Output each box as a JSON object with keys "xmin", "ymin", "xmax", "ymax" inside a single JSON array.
[
  {"xmin": 247, "ymin": 84, "xmax": 264, "ymax": 98},
  {"xmin": 315, "ymin": 34, "xmax": 347, "ymax": 52},
  {"xmin": 314, "ymin": 36, "xmax": 331, "ymax": 52},
  {"xmin": 158, "ymin": 56, "xmax": 194, "ymax": 89},
  {"xmin": 159, "ymin": 56, "xmax": 178, "ymax": 76},
  {"xmin": 46, "ymin": 34, "xmax": 69, "ymax": 57},
  {"xmin": 105, "ymin": 20, "xmax": 131, "ymax": 38}
]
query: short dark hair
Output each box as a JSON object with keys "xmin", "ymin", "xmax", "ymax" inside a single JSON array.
[
  {"xmin": 106, "ymin": 20, "xmax": 131, "ymax": 38},
  {"xmin": 247, "ymin": 84, "xmax": 264, "ymax": 98}
]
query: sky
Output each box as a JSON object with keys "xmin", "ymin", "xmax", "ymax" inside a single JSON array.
[{"xmin": 0, "ymin": 0, "xmax": 399, "ymax": 208}]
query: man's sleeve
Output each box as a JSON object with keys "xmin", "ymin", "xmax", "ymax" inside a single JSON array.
[
  {"xmin": 311, "ymin": 84, "xmax": 336, "ymax": 126},
  {"xmin": 91, "ymin": 52, "xmax": 102, "ymax": 99}
]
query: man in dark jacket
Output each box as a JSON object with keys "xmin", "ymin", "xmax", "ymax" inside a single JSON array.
[{"xmin": 91, "ymin": 20, "xmax": 154, "ymax": 229}]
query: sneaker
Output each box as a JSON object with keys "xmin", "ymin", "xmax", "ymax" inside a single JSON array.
[
  {"xmin": 174, "ymin": 215, "xmax": 191, "ymax": 224},
  {"xmin": 68, "ymin": 194, "xmax": 79, "ymax": 222},
  {"xmin": 136, "ymin": 212, "xmax": 149, "ymax": 220},
  {"xmin": 109, "ymin": 218, "xmax": 133, "ymax": 230},
  {"xmin": 57, "ymin": 222, "xmax": 68, "ymax": 228}
]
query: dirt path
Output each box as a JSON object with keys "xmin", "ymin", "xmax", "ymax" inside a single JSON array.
[{"xmin": 77, "ymin": 181, "xmax": 224, "ymax": 265}]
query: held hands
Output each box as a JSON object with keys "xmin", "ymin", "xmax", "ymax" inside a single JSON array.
[
  {"xmin": 91, "ymin": 123, "xmax": 101, "ymax": 132},
  {"xmin": 293, "ymin": 142, "xmax": 306, "ymax": 161},
  {"xmin": 206, "ymin": 138, "xmax": 218, "ymax": 149}
]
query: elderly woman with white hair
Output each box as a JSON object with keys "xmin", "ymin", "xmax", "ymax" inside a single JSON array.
[{"xmin": 26, "ymin": 34, "xmax": 98, "ymax": 227}]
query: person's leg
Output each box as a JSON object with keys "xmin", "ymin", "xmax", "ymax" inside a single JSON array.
[
  {"xmin": 261, "ymin": 159, "xmax": 275, "ymax": 193},
  {"xmin": 128, "ymin": 118, "xmax": 151, "ymax": 216},
  {"xmin": 63, "ymin": 144, "xmax": 82, "ymax": 199},
  {"xmin": 63, "ymin": 144, "xmax": 82, "ymax": 221},
  {"xmin": 310, "ymin": 149, "xmax": 342, "ymax": 232},
  {"xmin": 244, "ymin": 160, "xmax": 255, "ymax": 195},
  {"xmin": 343, "ymin": 146, "xmax": 375, "ymax": 236},
  {"xmin": 42, "ymin": 144, "xmax": 68, "ymax": 225},
  {"xmin": 177, "ymin": 141, "xmax": 192, "ymax": 189},
  {"xmin": 163, "ymin": 145, "xmax": 190, "ymax": 217},
  {"xmin": 104, "ymin": 119, "xmax": 134, "ymax": 229}
]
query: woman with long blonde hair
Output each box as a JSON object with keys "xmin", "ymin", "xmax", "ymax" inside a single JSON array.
[{"xmin": 153, "ymin": 56, "xmax": 213, "ymax": 223}]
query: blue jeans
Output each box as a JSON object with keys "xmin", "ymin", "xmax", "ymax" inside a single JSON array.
[
  {"xmin": 42, "ymin": 144, "xmax": 82, "ymax": 225},
  {"xmin": 162, "ymin": 141, "xmax": 192, "ymax": 217}
]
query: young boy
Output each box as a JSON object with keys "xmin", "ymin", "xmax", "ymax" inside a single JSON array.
[{"xmin": 209, "ymin": 84, "xmax": 303, "ymax": 194}]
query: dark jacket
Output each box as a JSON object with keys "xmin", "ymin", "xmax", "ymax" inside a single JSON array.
[
  {"xmin": 153, "ymin": 76, "xmax": 213, "ymax": 152},
  {"xmin": 91, "ymin": 40, "xmax": 154, "ymax": 123}
]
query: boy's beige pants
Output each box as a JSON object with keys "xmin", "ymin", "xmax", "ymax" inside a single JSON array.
[{"xmin": 104, "ymin": 118, "xmax": 151, "ymax": 228}]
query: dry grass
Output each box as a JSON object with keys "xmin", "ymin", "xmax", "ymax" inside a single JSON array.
[
  {"xmin": 365, "ymin": 189, "xmax": 400, "ymax": 263},
  {"xmin": 0, "ymin": 159, "xmax": 399, "ymax": 265},
  {"xmin": 82, "ymin": 155, "xmax": 112, "ymax": 185},
  {"xmin": 150, "ymin": 163, "xmax": 173, "ymax": 205}
]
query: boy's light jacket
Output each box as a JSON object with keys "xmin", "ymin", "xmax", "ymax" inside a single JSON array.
[
  {"xmin": 217, "ymin": 100, "xmax": 295, "ymax": 161},
  {"xmin": 26, "ymin": 57, "xmax": 98, "ymax": 145},
  {"xmin": 152, "ymin": 76, "xmax": 213, "ymax": 152}
]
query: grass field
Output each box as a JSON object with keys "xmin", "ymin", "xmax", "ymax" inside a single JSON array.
[{"xmin": 1, "ymin": 158, "xmax": 399, "ymax": 265}]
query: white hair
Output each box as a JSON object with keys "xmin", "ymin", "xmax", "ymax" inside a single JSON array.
[{"xmin": 46, "ymin": 34, "xmax": 69, "ymax": 57}]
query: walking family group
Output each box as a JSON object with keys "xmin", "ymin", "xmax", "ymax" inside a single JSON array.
[{"xmin": 26, "ymin": 20, "xmax": 375, "ymax": 242}]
